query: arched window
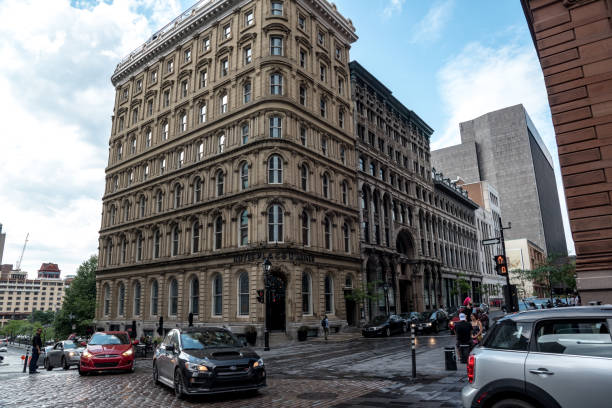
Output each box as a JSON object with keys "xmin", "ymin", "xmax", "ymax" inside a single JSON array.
[
  {"xmin": 156, "ymin": 191, "xmax": 163, "ymax": 212},
  {"xmin": 302, "ymin": 272, "xmax": 312, "ymax": 314},
  {"xmin": 216, "ymin": 171, "xmax": 224, "ymax": 196},
  {"xmin": 177, "ymin": 150, "xmax": 185, "ymax": 168},
  {"xmin": 220, "ymin": 93, "xmax": 228, "ymax": 113},
  {"xmin": 193, "ymin": 177, "xmax": 202, "ymax": 202},
  {"xmin": 369, "ymin": 162, "xmax": 375, "ymax": 176},
  {"xmin": 199, "ymin": 104, "xmax": 207, "ymax": 123},
  {"xmin": 218, "ymin": 133, "xmax": 226, "ymax": 153},
  {"xmin": 324, "ymin": 217, "xmax": 332, "ymax": 250},
  {"xmin": 103, "ymin": 284, "xmax": 110, "ymax": 316},
  {"xmin": 117, "ymin": 282, "xmax": 125, "ymax": 316},
  {"xmin": 359, "ymin": 156, "xmax": 365, "ymax": 171},
  {"xmin": 150, "ymin": 280, "xmax": 159, "ymax": 316},
  {"xmin": 169, "ymin": 278, "xmax": 178, "ymax": 316},
  {"xmin": 133, "ymin": 281, "xmax": 141, "ymax": 316},
  {"xmin": 343, "ymin": 222, "xmax": 350, "ymax": 253},
  {"xmin": 361, "ymin": 188, "xmax": 368, "ymax": 210},
  {"xmin": 143, "ymin": 164, "xmax": 149, "ymax": 180},
  {"xmin": 241, "ymin": 123, "xmax": 249, "ymax": 144},
  {"xmin": 322, "ymin": 173, "xmax": 329, "ymax": 198},
  {"xmin": 238, "ymin": 272, "xmax": 249, "ymax": 316},
  {"xmin": 136, "ymin": 233, "xmax": 143, "ymax": 261},
  {"xmin": 153, "ymin": 229, "xmax": 161, "ymax": 258},
  {"xmin": 340, "ymin": 146, "xmax": 346, "ymax": 163},
  {"xmin": 213, "ymin": 274, "xmax": 223, "ymax": 316},
  {"xmin": 180, "ymin": 112, "xmax": 187, "ymax": 132},
  {"xmin": 243, "ymin": 82, "xmax": 251, "ymax": 103},
  {"xmin": 268, "ymin": 205, "xmax": 283, "ymax": 243},
  {"xmin": 214, "ymin": 217, "xmax": 223, "ymax": 250},
  {"xmin": 139, "ymin": 196, "xmax": 146, "ymax": 217},
  {"xmin": 270, "ymin": 73, "xmax": 282, "ymax": 95},
  {"xmin": 301, "ymin": 164, "xmax": 308, "ymax": 191},
  {"xmin": 301, "ymin": 211, "xmax": 310, "ymax": 246},
  {"xmin": 171, "ymin": 226, "xmax": 179, "ymax": 256},
  {"xmin": 239, "ymin": 210, "xmax": 248, "ymax": 246},
  {"xmin": 268, "ymin": 155, "xmax": 283, "ymax": 184},
  {"xmin": 162, "ymin": 121, "xmax": 169, "ymax": 140},
  {"xmin": 269, "ymin": 116, "xmax": 282, "ymax": 138},
  {"xmin": 189, "ymin": 277, "xmax": 199, "ymax": 315},
  {"xmin": 109, "ymin": 205, "xmax": 116, "ymax": 225},
  {"xmin": 191, "ymin": 221, "xmax": 200, "ymax": 253},
  {"xmin": 106, "ymin": 239, "xmax": 113, "ymax": 265},
  {"xmin": 241, "ymin": 163, "xmax": 249, "ymax": 190},
  {"xmin": 341, "ymin": 181, "xmax": 348, "ymax": 205},
  {"xmin": 173, "ymin": 184, "xmax": 182, "ymax": 208},
  {"xmin": 145, "ymin": 128, "xmax": 152, "ymax": 147},
  {"xmin": 324, "ymin": 275, "xmax": 334, "ymax": 314}
]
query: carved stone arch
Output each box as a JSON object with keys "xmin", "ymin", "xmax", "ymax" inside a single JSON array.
[
  {"xmin": 262, "ymin": 22, "xmax": 291, "ymax": 35},
  {"xmin": 196, "ymin": 58, "xmax": 212, "ymax": 69},
  {"xmin": 161, "ymin": 79, "xmax": 174, "ymax": 89},
  {"xmin": 210, "ymin": 165, "xmax": 227, "ymax": 180},
  {"xmin": 117, "ymin": 106, "xmax": 128, "ymax": 116},
  {"xmin": 130, "ymin": 98, "xmax": 142, "ymax": 108},
  {"xmin": 316, "ymin": 51, "xmax": 331, "ymax": 64},
  {"xmin": 294, "ymin": 35, "xmax": 312, "ymax": 49},
  {"xmin": 177, "ymin": 69, "xmax": 192, "ymax": 81},
  {"xmin": 215, "ymin": 45, "xmax": 234, "ymax": 57},
  {"xmin": 233, "ymin": 155, "xmax": 252, "ymax": 172},
  {"xmin": 238, "ymin": 32, "xmax": 257, "ymax": 46},
  {"xmin": 264, "ymin": 149, "xmax": 288, "ymax": 165}
]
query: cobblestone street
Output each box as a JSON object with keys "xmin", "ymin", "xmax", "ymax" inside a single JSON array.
[{"xmin": 0, "ymin": 332, "xmax": 468, "ymax": 407}]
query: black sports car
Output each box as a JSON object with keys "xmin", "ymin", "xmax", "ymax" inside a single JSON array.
[
  {"xmin": 362, "ymin": 315, "xmax": 406, "ymax": 337},
  {"xmin": 153, "ymin": 327, "xmax": 266, "ymax": 399}
]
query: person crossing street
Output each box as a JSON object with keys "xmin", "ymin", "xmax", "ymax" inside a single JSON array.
[{"xmin": 29, "ymin": 327, "xmax": 42, "ymax": 374}]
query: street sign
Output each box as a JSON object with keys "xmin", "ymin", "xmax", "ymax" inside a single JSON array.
[{"xmin": 482, "ymin": 238, "xmax": 500, "ymax": 246}]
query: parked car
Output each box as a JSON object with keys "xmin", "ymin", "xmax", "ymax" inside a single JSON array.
[
  {"xmin": 153, "ymin": 327, "xmax": 266, "ymax": 399},
  {"xmin": 0, "ymin": 346, "xmax": 7, "ymax": 352},
  {"xmin": 411, "ymin": 310, "xmax": 448, "ymax": 334},
  {"xmin": 362, "ymin": 315, "xmax": 407, "ymax": 337},
  {"xmin": 44, "ymin": 340, "xmax": 84, "ymax": 370},
  {"xmin": 478, "ymin": 303, "xmax": 489, "ymax": 314},
  {"xmin": 462, "ymin": 306, "xmax": 612, "ymax": 408},
  {"xmin": 0, "ymin": 338, "xmax": 8, "ymax": 347},
  {"xmin": 78, "ymin": 331, "xmax": 135, "ymax": 375}
]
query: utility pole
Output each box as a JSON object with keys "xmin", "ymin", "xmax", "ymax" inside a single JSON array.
[{"xmin": 498, "ymin": 215, "xmax": 513, "ymax": 312}]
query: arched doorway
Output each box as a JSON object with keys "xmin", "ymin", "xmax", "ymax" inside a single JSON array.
[
  {"xmin": 396, "ymin": 229, "xmax": 416, "ymax": 313},
  {"xmin": 269, "ymin": 270, "xmax": 286, "ymax": 331}
]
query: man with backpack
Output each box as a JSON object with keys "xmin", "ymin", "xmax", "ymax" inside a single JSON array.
[{"xmin": 321, "ymin": 315, "xmax": 329, "ymax": 340}]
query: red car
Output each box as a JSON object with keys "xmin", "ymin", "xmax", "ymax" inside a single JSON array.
[{"xmin": 79, "ymin": 331, "xmax": 135, "ymax": 375}]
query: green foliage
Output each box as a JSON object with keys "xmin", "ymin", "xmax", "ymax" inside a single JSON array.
[
  {"xmin": 30, "ymin": 310, "xmax": 56, "ymax": 325},
  {"xmin": 54, "ymin": 255, "xmax": 97, "ymax": 339},
  {"xmin": 514, "ymin": 254, "xmax": 576, "ymax": 299},
  {"xmin": 450, "ymin": 274, "xmax": 472, "ymax": 297},
  {"xmin": 344, "ymin": 280, "xmax": 384, "ymax": 304}
]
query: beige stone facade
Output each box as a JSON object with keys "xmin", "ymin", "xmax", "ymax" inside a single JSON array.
[
  {"xmin": 96, "ymin": 0, "xmax": 361, "ymax": 340},
  {"xmin": 506, "ymin": 238, "xmax": 547, "ymax": 298}
]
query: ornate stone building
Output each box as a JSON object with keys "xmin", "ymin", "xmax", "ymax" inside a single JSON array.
[
  {"xmin": 95, "ymin": 0, "xmax": 360, "ymax": 340},
  {"xmin": 350, "ymin": 61, "xmax": 479, "ymax": 319}
]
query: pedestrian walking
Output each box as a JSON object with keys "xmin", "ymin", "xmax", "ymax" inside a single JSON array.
[
  {"xmin": 321, "ymin": 315, "xmax": 330, "ymax": 340},
  {"xmin": 454, "ymin": 313, "xmax": 472, "ymax": 363},
  {"xmin": 29, "ymin": 327, "xmax": 42, "ymax": 374}
]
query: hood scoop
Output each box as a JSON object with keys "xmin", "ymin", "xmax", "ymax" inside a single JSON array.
[{"xmin": 211, "ymin": 351, "xmax": 241, "ymax": 360}]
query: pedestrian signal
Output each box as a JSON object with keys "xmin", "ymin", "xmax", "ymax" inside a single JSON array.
[
  {"xmin": 256, "ymin": 289, "xmax": 265, "ymax": 304},
  {"xmin": 494, "ymin": 255, "xmax": 507, "ymax": 276}
]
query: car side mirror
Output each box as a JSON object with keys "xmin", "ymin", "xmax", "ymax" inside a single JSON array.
[{"xmin": 166, "ymin": 344, "xmax": 175, "ymax": 353}]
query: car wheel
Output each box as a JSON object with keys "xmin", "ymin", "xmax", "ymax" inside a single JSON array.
[
  {"xmin": 385, "ymin": 327, "xmax": 391, "ymax": 337},
  {"xmin": 153, "ymin": 362, "xmax": 161, "ymax": 385},
  {"xmin": 174, "ymin": 369, "xmax": 187, "ymax": 399},
  {"xmin": 45, "ymin": 358, "xmax": 52, "ymax": 371},
  {"xmin": 62, "ymin": 357, "xmax": 69, "ymax": 370},
  {"xmin": 78, "ymin": 365, "xmax": 87, "ymax": 376},
  {"xmin": 491, "ymin": 398, "xmax": 535, "ymax": 408}
]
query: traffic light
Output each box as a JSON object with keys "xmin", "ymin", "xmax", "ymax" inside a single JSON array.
[
  {"xmin": 257, "ymin": 289, "xmax": 265, "ymax": 304},
  {"xmin": 494, "ymin": 255, "xmax": 508, "ymax": 276}
]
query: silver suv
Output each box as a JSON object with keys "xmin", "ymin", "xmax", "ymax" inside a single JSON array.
[{"xmin": 462, "ymin": 306, "xmax": 612, "ymax": 408}]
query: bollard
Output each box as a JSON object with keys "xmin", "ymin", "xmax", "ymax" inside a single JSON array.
[
  {"xmin": 22, "ymin": 348, "xmax": 29, "ymax": 373},
  {"xmin": 410, "ymin": 323, "xmax": 416, "ymax": 378}
]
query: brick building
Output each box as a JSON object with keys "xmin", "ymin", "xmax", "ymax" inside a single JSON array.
[{"xmin": 521, "ymin": 0, "xmax": 612, "ymax": 303}]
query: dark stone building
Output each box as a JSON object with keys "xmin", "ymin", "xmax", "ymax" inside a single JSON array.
[{"xmin": 521, "ymin": 0, "xmax": 612, "ymax": 303}]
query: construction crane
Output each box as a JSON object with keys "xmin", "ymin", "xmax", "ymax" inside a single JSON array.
[{"xmin": 15, "ymin": 233, "xmax": 29, "ymax": 271}]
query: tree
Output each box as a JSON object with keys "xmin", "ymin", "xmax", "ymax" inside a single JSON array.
[
  {"xmin": 54, "ymin": 255, "xmax": 97, "ymax": 338},
  {"xmin": 515, "ymin": 254, "xmax": 576, "ymax": 301},
  {"xmin": 344, "ymin": 281, "xmax": 384, "ymax": 320},
  {"xmin": 30, "ymin": 310, "xmax": 55, "ymax": 325}
]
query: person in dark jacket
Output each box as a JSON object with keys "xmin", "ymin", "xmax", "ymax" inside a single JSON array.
[
  {"xmin": 454, "ymin": 313, "xmax": 472, "ymax": 363},
  {"xmin": 29, "ymin": 327, "xmax": 42, "ymax": 374}
]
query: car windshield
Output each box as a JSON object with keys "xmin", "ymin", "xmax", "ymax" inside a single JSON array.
[
  {"xmin": 418, "ymin": 312, "xmax": 432, "ymax": 319},
  {"xmin": 180, "ymin": 330, "xmax": 241, "ymax": 349},
  {"xmin": 89, "ymin": 333, "xmax": 130, "ymax": 345},
  {"xmin": 371, "ymin": 316, "xmax": 388, "ymax": 325},
  {"xmin": 63, "ymin": 341, "xmax": 77, "ymax": 349}
]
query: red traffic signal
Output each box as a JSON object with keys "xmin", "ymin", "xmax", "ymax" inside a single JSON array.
[
  {"xmin": 494, "ymin": 255, "xmax": 507, "ymax": 275},
  {"xmin": 256, "ymin": 289, "xmax": 265, "ymax": 304}
]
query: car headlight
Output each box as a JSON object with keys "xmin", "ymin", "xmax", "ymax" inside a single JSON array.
[
  {"xmin": 184, "ymin": 362, "xmax": 208, "ymax": 372},
  {"xmin": 121, "ymin": 349, "xmax": 133, "ymax": 357},
  {"xmin": 82, "ymin": 350, "xmax": 92, "ymax": 358},
  {"xmin": 253, "ymin": 358, "xmax": 264, "ymax": 368},
  {"xmin": 68, "ymin": 351, "xmax": 75, "ymax": 357},
  {"xmin": 426, "ymin": 323, "xmax": 432, "ymax": 327}
]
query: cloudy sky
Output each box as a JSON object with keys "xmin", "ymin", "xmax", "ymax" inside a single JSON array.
[{"xmin": 0, "ymin": 0, "xmax": 574, "ymax": 278}]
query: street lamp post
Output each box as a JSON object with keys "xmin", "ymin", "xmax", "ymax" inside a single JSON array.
[
  {"xmin": 263, "ymin": 258, "xmax": 272, "ymax": 351},
  {"xmin": 382, "ymin": 281, "xmax": 390, "ymax": 316}
]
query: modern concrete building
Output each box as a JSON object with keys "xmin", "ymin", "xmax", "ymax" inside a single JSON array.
[
  {"xmin": 350, "ymin": 61, "xmax": 479, "ymax": 318},
  {"xmin": 505, "ymin": 238, "xmax": 547, "ymax": 298},
  {"xmin": 96, "ymin": 0, "xmax": 361, "ymax": 341},
  {"xmin": 0, "ymin": 224, "xmax": 5, "ymax": 265},
  {"xmin": 0, "ymin": 264, "xmax": 67, "ymax": 327},
  {"xmin": 521, "ymin": 0, "xmax": 612, "ymax": 304},
  {"xmin": 431, "ymin": 104, "xmax": 568, "ymax": 257}
]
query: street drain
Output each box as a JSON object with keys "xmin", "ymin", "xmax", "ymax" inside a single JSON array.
[{"xmin": 297, "ymin": 392, "xmax": 338, "ymax": 400}]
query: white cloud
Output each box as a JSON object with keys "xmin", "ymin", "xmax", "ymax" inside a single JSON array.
[
  {"xmin": 409, "ymin": 0, "xmax": 454, "ymax": 43},
  {"xmin": 434, "ymin": 41, "xmax": 575, "ymax": 254},
  {"xmin": 0, "ymin": 0, "xmax": 184, "ymax": 277},
  {"xmin": 382, "ymin": 0, "xmax": 405, "ymax": 18}
]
